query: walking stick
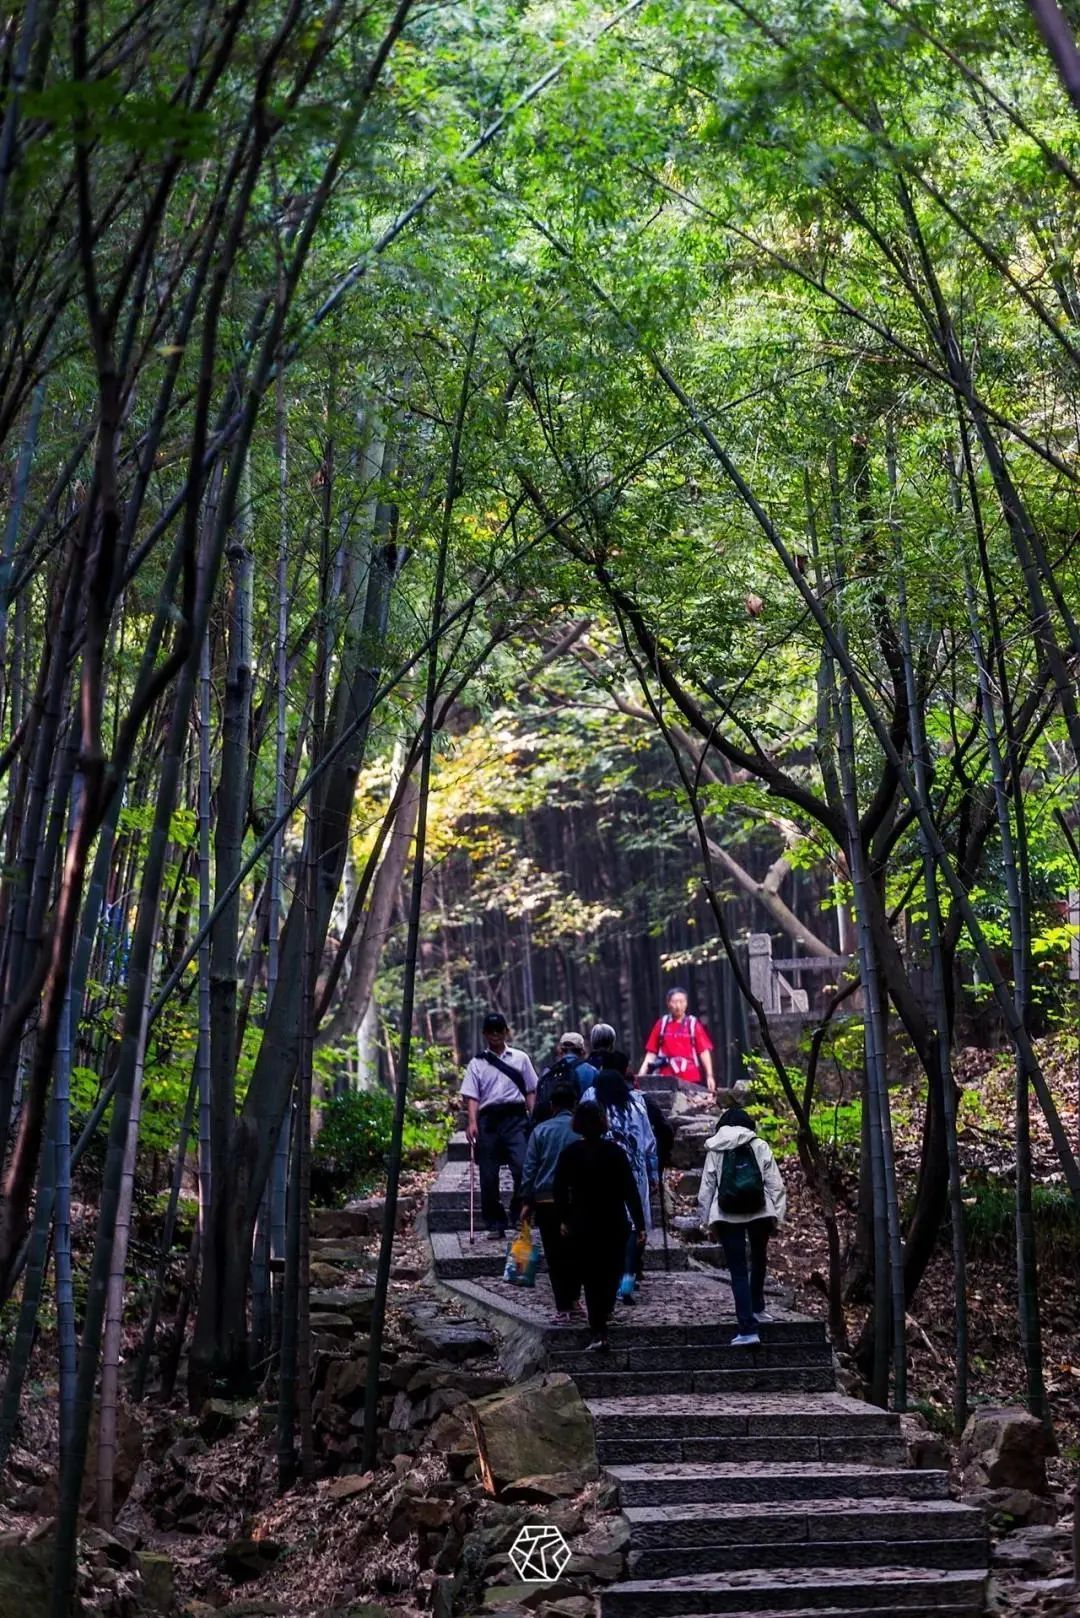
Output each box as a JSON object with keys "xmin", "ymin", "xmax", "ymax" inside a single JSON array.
[
  {"xmin": 659, "ymin": 1166, "xmax": 671, "ymax": 1271},
  {"xmin": 468, "ymin": 1137, "xmax": 476, "ymax": 1247}
]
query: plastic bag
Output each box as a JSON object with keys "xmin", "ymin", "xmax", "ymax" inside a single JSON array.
[{"xmin": 503, "ymin": 1219, "xmax": 541, "ymax": 1287}]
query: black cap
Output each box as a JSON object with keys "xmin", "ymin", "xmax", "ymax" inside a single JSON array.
[{"xmin": 482, "ymin": 1012, "xmax": 508, "ymax": 1033}]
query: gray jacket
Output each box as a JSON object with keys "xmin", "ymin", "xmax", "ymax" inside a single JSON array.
[
  {"xmin": 697, "ymin": 1124, "xmax": 787, "ymax": 1228},
  {"xmin": 521, "ymin": 1111, "xmax": 577, "ymax": 1202}
]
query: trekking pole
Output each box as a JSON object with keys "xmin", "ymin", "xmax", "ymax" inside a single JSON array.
[
  {"xmin": 659, "ymin": 1167, "xmax": 670, "ymax": 1271},
  {"xmin": 468, "ymin": 1137, "xmax": 476, "ymax": 1246}
]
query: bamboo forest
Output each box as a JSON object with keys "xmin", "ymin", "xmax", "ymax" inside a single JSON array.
[{"xmin": 1, "ymin": 1, "xmax": 1080, "ymax": 1615}]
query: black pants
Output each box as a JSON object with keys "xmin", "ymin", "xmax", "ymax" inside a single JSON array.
[
  {"xmin": 716, "ymin": 1218, "xmax": 772, "ymax": 1333},
  {"xmin": 534, "ymin": 1202, "xmax": 580, "ymax": 1311},
  {"xmin": 476, "ymin": 1104, "xmax": 528, "ymax": 1231},
  {"xmin": 575, "ymin": 1229, "xmax": 627, "ymax": 1336}
]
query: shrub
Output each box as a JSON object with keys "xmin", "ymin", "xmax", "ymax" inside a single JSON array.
[
  {"xmin": 962, "ymin": 1175, "xmax": 1080, "ymax": 1268},
  {"xmin": 311, "ymin": 1087, "xmax": 454, "ymax": 1203}
]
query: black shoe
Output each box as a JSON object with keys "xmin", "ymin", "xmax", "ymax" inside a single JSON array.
[{"xmin": 485, "ymin": 1225, "xmax": 506, "ymax": 1240}]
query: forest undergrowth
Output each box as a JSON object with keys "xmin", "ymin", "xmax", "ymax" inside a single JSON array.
[{"xmin": 767, "ymin": 1032, "xmax": 1080, "ymax": 1457}]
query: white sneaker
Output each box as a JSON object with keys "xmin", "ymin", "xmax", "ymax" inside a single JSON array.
[
  {"xmin": 754, "ymin": 1310, "xmax": 774, "ymax": 1324},
  {"xmin": 731, "ymin": 1332, "xmax": 761, "ymax": 1347}
]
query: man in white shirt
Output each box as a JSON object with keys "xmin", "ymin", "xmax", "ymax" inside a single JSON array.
[{"xmin": 461, "ymin": 1012, "xmax": 538, "ymax": 1237}]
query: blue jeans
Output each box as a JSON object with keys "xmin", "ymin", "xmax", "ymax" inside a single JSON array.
[{"xmin": 717, "ymin": 1219, "xmax": 773, "ymax": 1333}]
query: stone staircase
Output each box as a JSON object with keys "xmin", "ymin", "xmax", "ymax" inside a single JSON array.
[
  {"xmin": 429, "ymin": 1074, "xmax": 727, "ymax": 1277},
  {"xmin": 428, "ymin": 1071, "xmax": 989, "ymax": 1617}
]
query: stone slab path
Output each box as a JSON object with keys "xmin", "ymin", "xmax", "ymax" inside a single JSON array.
[{"xmin": 428, "ymin": 1079, "xmax": 988, "ymax": 1616}]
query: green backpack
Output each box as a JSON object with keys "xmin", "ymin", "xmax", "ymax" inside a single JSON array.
[{"xmin": 718, "ymin": 1138, "xmax": 766, "ymax": 1217}]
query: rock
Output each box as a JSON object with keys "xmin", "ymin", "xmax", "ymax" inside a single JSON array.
[
  {"xmin": 970, "ymin": 1486, "xmax": 1059, "ymax": 1528},
  {"xmin": 387, "ymin": 1391, "xmax": 415, "ymax": 1431},
  {"xmin": 49, "ymin": 1399, "xmax": 144, "ymax": 1521},
  {"xmin": 136, "ymin": 1550, "xmax": 175, "ymax": 1611},
  {"xmin": 574, "ymin": 1517, "xmax": 630, "ymax": 1557},
  {"xmin": 900, "ymin": 1412, "xmax": 949, "ymax": 1471},
  {"xmin": 0, "ymin": 1531, "xmax": 52, "ymax": 1618},
  {"xmin": 55, "ymin": 1397, "xmax": 144, "ymax": 1520},
  {"xmin": 389, "ymin": 1356, "xmax": 432, "ymax": 1390},
  {"xmin": 413, "ymin": 1388, "xmax": 468, "ymax": 1424},
  {"xmin": 565, "ymin": 1551, "xmax": 622, "ymax": 1580},
  {"xmin": 354, "ymin": 1194, "xmax": 417, "ymax": 1232},
  {"xmin": 960, "ymin": 1407, "xmax": 1054, "ymax": 1494},
  {"xmin": 391, "ymin": 1262, "xmax": 426, "ymax": 1282},
  {"xmin": 546, "ymin": 1506, "xmax": 588, "ymax": 1538},
  {"xmin": 199, "ymin": 1398, "xmax": 255, "ymax": 1442},
  {"xmin": 483, "ymin": 1583, "xmax": 580, "ymax": 1610},
  {"xmin": 309, "ymin": 1241, "xmax": 359, "ymax": 1263},
  {"xmin": 81, "ymin": 1524, "xmax": 134, "ymax": 1568},
  {"xmin": 427, "ymin": 1410, "xmax": 472, "ymax": 1447},
  {"xmin": 312, "ymin": 1207, "xmax": 373, "ymax": 1240},
  {"xmin": 165, "ymin": 1435, "xmax": 208, "ymax": 1469},
  {"xmin": 669, "ymin": 1120, "xmax": 714, "ymax": 1170},
  {"xmin": 413, "ymin": 1323, "xmax": 497, "ymax": 1364},
  {"xmin": 310, "ymin": 1311, "xmax": 357, "ymax": 1336},
  {"xmin": 221, "ymin": 1603, "xmax": 286, "ymax": 1616},
  {"xmin": 324, "ymin": 1359, "xmax": 370, "ymax": 1409},
  {"xmin": 310, "ymin": 1287, "xmax": 377, "ymax": 1327},
  {"xmin": 470, "ymin": 1375, "xmax": 596, "ymax": 1496},
  {"xmin": 407, "ymin": 1369, "xmax": 505, "ymax": 1399},
  {"xmin": 991, "ymin": 1527, "xmax": 1061, "ymax": 1575},
  {"xmin": 221, "ymin": 1538, "xmax": 283, "ymax": 1582},
  {"xmin": 501, "ymin": 1471, "xmax": 594, "ymax": 1503},
  {"xmin": 675, "ymin": 1171, "xmax": 701, "ymax": 1197},
  {"xmin": 310, "ymin": 1261, "xmax": 348, "ymax": 1288},
  {"xmin": 393, "ymin": 1496, "xmax": 457, "ymax": 1533},
  {"xmin": 326, "ymin": 1472, "xmax": 375, "ymax": 1501},
  {"xmin": 538, "ymin": 1601, "xmax": 592, "ymax": 1618}
]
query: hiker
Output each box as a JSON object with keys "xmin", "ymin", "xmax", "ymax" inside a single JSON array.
[
  {"xmin": 531, "ymin": 1031, "xmax": 598, "ymax": 1128},
  {"xmin": 580, "ymin": 1051, "xmax": 658, "ymax": 1302},
  {"xmin": 460, "ymin": 1012, "xmax": 539, "ymax": 1238},
  {"xmin": 632, "ymin": 1068, "xmax": 675, "ymax": 1222},
  {"xmin": 589, "ymin": 1021, "xmax": 617, "ymax": 1060},
  {"xmin": 639, "ymin": 986, "xmax": 716, "ymax": 1094},
  {"xmin": 697, "ymin": 1084, "xmax": 787, "ymax": 1346},
  {"xmin": 554, "ymin": 1099, "xmax": 646, "ymax": 1352},
  {"xmin": 521, "ymin": 1080, "xmax": 582, "ymax": 1323}
]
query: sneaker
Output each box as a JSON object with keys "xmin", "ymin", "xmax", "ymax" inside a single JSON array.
[
  {"xmin": 485, "ymin": 1226, "xmax": 507, "ymax": 1240},
  {"xmin": 731, "ymin": 1332, "xmax": 761, "ymax": 1348},
  {"xmin": 753, "ymin": 1310, "xmax": 774, "ymax": 1324},
  {"xmin": 585, "ymin": 1337, "xmax": 610, "ymax": 1352}
]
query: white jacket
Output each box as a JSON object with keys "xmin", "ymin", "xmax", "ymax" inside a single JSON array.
[{"xmin": 697, "ymin": 1124, "xmax": 787, "ymax": 1229}]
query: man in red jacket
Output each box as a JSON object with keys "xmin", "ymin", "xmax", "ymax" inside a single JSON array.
[{"xmin": 639, "ymin": 987, "xmax": 715, "ymax": 1094}]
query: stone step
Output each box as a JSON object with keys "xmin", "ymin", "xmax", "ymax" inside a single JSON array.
[
  {"xmin": 607, "ymin": 1462, "xmax": 950, "ymax": 1506},
  {"xmin": 551, "ymin": 1342, "xmax": 833, "ymax": 1373},
  {"xmin": 587, "ymin": 1392, "xmax": 897, "ymax": 1440},
  {"xmin": 430, "ymin": 1228, "xmax": 704, "ymax": 1276},
  {"xmin": 627, "ymin": 1497, "xmax": 981, "ymax": 1551},
  {"xmin": 628, "ymin": 1535, "xmax": 987, "ymax": 1579},
  {"xmin": 630, "ymin": 1610, "xmax": 981, "ymax": 1618},
  {"xmin": 601, "ymin": 1569, "xmax": 987, "ymax": 1616},
  {"xmin": 572, "ymin": 1365, "xmax": 836, "ymax": 1399},
  {"xmin": 434, "ymin": 1245, "xmax": 696, "ymax": 1274},
  {"xmin": 597, "ymin": 1435, "xmax": 909, "ymax": 1467}
]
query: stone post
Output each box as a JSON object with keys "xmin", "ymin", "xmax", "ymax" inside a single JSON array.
[{"xmin": 747, "ymin": 933, "xmax": 778, "ymax": 1014}]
